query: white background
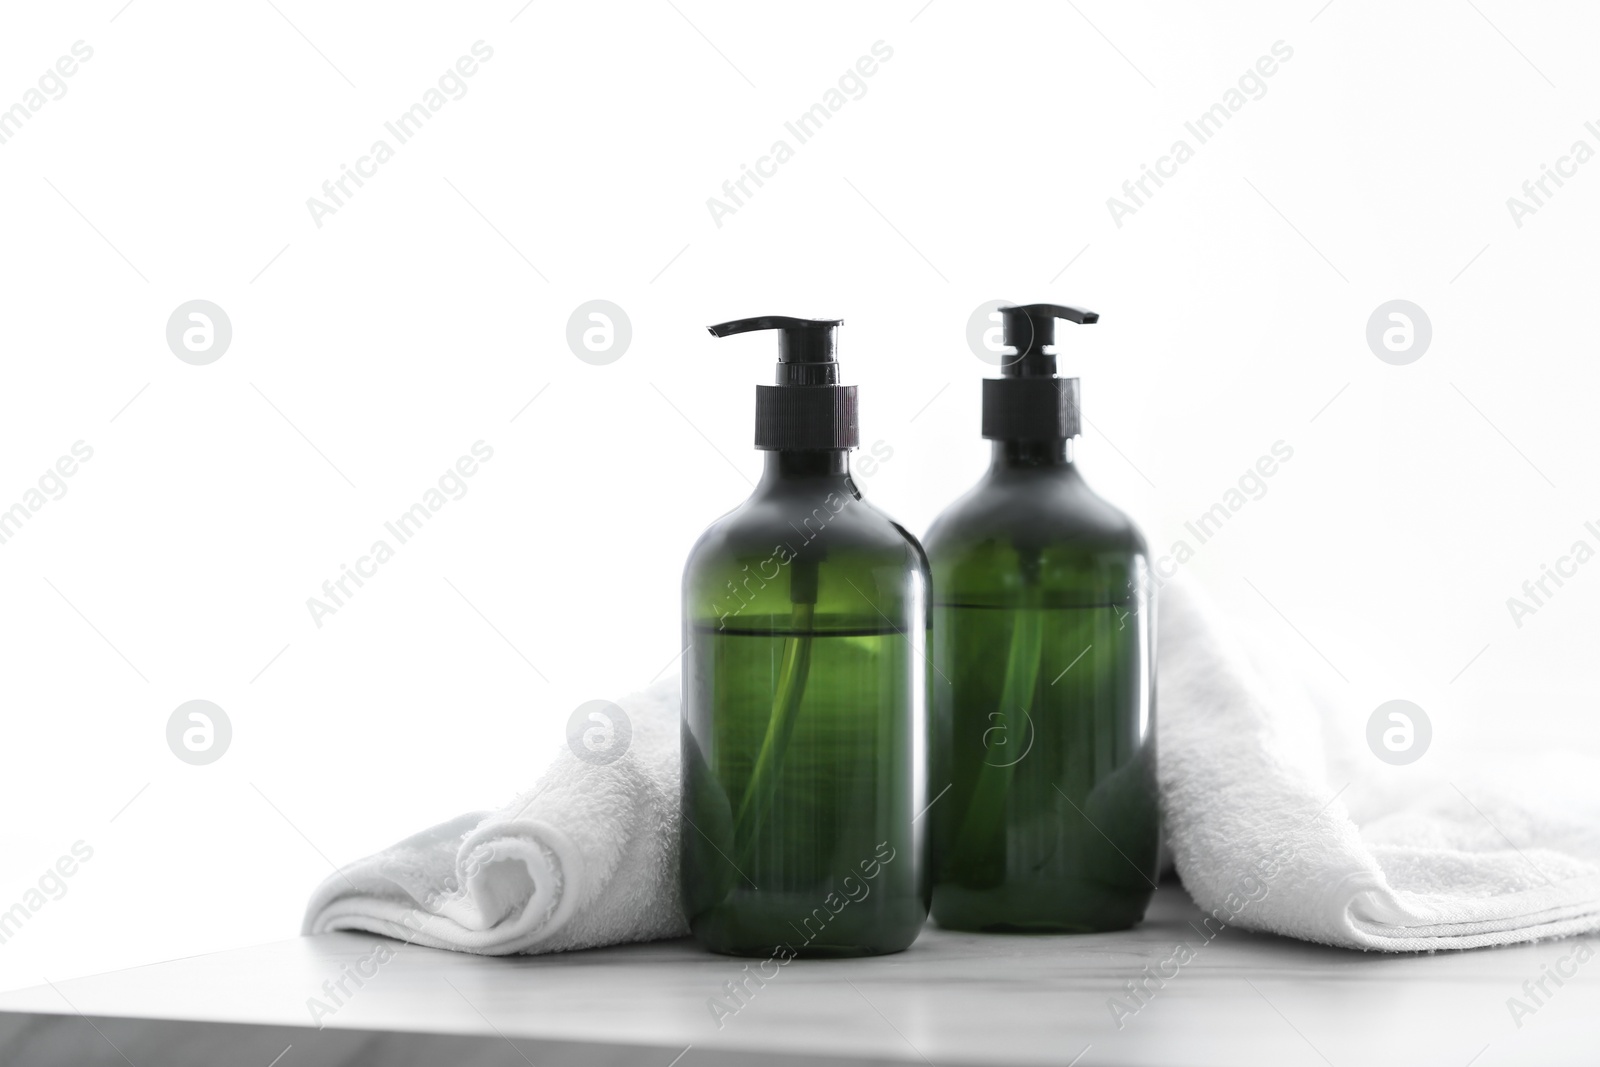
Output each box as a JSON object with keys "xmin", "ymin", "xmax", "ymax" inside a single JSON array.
[{"xmin": 1, "ymin": 0, "xmax": 1597, "ymax": 991}]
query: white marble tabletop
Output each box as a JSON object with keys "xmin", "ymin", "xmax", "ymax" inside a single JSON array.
[{"xmin": 0, "ymin": 885, "xmax": 1593, "ymax": 1066}]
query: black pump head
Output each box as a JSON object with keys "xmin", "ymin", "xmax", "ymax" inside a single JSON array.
[
  {"xmin": 982, "ymin": 303, "xmax": 1099, "ymax": 441},
  {"xmin": 707, "ymin": 316, "xmax": 842, "ymax": 385},
  {"xmin": 707, "ymin": 315, "xmax": 857, "ymax": 451},
  {"xmin": 997, "ymin": 303, "xmax": 1099, "ymax": 378}
]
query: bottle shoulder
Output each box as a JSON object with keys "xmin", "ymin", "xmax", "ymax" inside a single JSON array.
[
  {"xmin": 925, "ymin": 467, "xmax": 1147, "ymax": 559},
  {"xmin": 684, "ymin": 483, "xmax": 929, "ymax": 587},
  {"xmin": 692, "ymin": 486, "xmax": 917, "ymax": 553},
  {"xmin": 923, "ymin": 468, "xmax": 1147, "ymax": 607}
]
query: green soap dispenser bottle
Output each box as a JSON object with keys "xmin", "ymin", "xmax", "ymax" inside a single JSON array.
[
  {"xmin": 925, "ymin": 304, "xmax": 1159, "ymax": 933},
  {"xmin": 681, "ymin": 316, "xmax": 930, "ymax": 958}
]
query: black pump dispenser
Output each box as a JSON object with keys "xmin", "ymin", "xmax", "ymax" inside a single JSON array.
[
  {"xmin": 707, "ymin": 316, "xmax": 858, "ymax": 451},
  {"xmin": 981, "ymin": 303, "xmax": 1098, "ymax": 441}
]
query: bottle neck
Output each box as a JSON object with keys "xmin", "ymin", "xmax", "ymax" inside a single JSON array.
[
  {"xmin": 757, "ymin": 449, "xmax": 855, "ymax": 488},
  {"xmin": 990, "ymin": 438, "xmax": 1076, "ymax": 470}
]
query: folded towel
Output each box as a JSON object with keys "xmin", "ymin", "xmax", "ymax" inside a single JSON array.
[
  {"xmin": 302, "ymin": 679, "xmax": 688, "ymax": 954},
  {"xmin": 305, "ymin": 582, "xmax": 1600, "ymax": 955},
  {"xmin": 1159, "ymin": 582, "xmax": 1600, "ymax": 950}
]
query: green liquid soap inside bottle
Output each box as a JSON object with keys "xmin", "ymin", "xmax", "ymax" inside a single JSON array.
[
  {"xmin": 925, "ymin": 303, "xmax": 1159, "ymax": 933},
  {"xmin": 681, "ymin": 316, "xmax": 931, "ymax": 958}
]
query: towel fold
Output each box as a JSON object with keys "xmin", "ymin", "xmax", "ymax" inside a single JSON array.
[
  {"xmin": 305, "ymin": 581, "xmax": 1600, "ymax": 955},
  {"xmin": 302, "ymin": 679, "xmax": 688, "ymax": 954},
  {"xmin": 1159, "ymin": 583, "xmax": 1600, "ymax": 950}
]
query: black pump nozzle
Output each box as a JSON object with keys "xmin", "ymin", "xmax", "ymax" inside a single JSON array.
[
  {"xmin": 707, "ymin": 316, "xmax": 843, "ymax": 386},
  {"xmin": 997, "ymin": 303, "xmax": 1098, "ymax": 378},
  {"xmin": 708, "ymin": 315, "xmax": 857, "ymax": 451},
  {"xmin": 982, "ymin": 303, "xmax": 1099, "ymax": 441}
]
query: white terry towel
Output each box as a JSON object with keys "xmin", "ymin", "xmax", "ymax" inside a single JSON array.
[
  {"xmin": 306, "ymin": 584, "xmax": 1600, "ymax": 955},
  {"xmin": 1160, "ymin": 582, "xmax": 1600, "ymax": 951},
  {"xmin": 302, "ymin": 678, "xmax": 688, "ymax": 954}
]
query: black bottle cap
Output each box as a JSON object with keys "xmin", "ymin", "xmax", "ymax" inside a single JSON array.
[
  {"xmin": 981, "ymin": 303, "xmax": 1098, "ymax": 441},
  {"xmin": 707, "ymin": 316, "xmax": 858, "ymax": 451}
]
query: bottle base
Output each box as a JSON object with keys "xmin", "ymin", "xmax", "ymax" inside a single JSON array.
[
  {"xmin": 932, "ymin": 916, "xmax": 1141, "ymax": 935},
  {"xmin": 931, "ymin": 881, "xmax": 1151, "ymax": 935},
  {"xmin": 696, "ymin": 939, "xmax": 918, "ymax": 960},
  {"xmin": 688, "ymin": 900, "xmax": 928, "ymax": 959}
]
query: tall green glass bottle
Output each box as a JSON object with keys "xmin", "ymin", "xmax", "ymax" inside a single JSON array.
[
  {"xmin": 925, "ymin": 304, "xmax": 1158, "ymax": 933},
  {"xmin": 681, "ymin": 316, "xmax": 930, "ymax": 958}
]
